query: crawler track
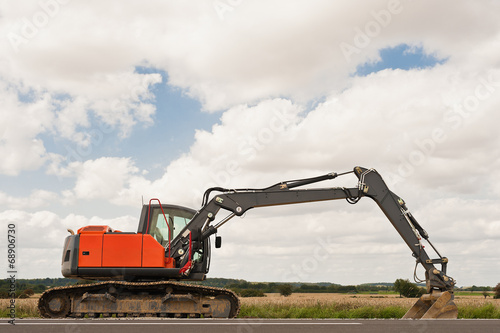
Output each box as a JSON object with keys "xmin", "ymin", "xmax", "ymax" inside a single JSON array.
[{"xmin": 38, "ymin": 281, "xmax": 240, "ymax": 319}]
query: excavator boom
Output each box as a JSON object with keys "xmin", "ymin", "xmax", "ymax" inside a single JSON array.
[{"xmin": 170, "ymin": 166, "xmax": 457, "ymax": 318}]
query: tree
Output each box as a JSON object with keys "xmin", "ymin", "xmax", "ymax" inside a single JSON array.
[
  {"xmin": 277, "ymin": 284, "xmax": 293, "ymax": 297},
  {"xmin": 494, "ymin": 283, "xmax": 500, "ymax": 299},
  {"xmin": 17, "ymin": 292, "xmax": 30, "ymax": 299},
  {"xmin": 239, "ymin": 289, "xmax": 266, "ymax": 297},
  {"xmin": 394, "ymin": 279, "xmax": 405, "ymax": 297},
  {"xmin": 394, "ymin": 279, "xmax": 425, "ymax": 298},
  {"xmin": 23, "ymin": 288, "xmax": 35, "ymax": 296},
  {"xmin": 34, "ymin": 284, "xmax": 46, "ymax": 293},
  {"xmin": 482, "ymin": 287, "xmax": 490, "ymax": 299}
]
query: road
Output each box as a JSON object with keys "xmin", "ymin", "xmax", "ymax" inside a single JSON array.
[{"xmin": 1, "ymin": 318, "xmax": 499, "ymax": 333}]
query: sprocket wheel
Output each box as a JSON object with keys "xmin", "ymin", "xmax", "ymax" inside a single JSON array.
[{"xmin": 39, "ymin": 292, "xmax": 71, "ymax": 318}]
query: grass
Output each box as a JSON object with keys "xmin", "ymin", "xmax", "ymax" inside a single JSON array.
[
  {"xmin": 455, "ymin": 291, "xmax": 490, "ymax": 296},
  {"xmin": 239, "ymin": 294, "xmax": 411, "ymax": 318},
  {"xmin": 0, "ymin": 298, "xmax": 39, "ymax": 318},
  {"xmin": 239, "ymin": 303, "xmax": 407, "ymax": 319},
  {"xmin": 1, "ymin": 293, "xmax": 499, "ymax": 319},
  {"xmin": 239, "ymin": 303, "xmax": 500, "ymax": 319},
  {"xmin": 458, "ymin": 303, "xmax": 500, "ymax": 319},
  {"xmin": 238, "ymin": 293, "xmax": 500, "ymax": 319}
]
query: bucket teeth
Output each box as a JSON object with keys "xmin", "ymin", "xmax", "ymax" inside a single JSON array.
[{"xmin": 402, "ymin": 291, "xmax": 458, "ymax": 319}]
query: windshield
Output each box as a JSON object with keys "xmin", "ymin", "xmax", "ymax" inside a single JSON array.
[{"xmin": 148, "ymin": 207, "xmax": 195, "ymax": 246}]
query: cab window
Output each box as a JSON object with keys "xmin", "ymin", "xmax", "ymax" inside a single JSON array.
[{"xmin": 148, "ymin": 207, "xmax": 195, "ymax": 246}]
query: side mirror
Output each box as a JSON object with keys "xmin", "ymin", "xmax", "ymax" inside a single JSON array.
[{"xmin": 215, "ymin": 236, "xmax": 222, "ymax": 248}]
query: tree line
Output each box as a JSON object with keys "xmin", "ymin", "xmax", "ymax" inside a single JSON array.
[
  {"xmin": 0, "ymin": 278, "xmax": 78, "ymax": 299},
  {"xmin": 2, "ymin": 277, "xmax": 499, "ymax": 299}
]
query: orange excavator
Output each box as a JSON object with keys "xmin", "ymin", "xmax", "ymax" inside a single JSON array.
[{"xmin": 38, "ymin": 167, "xmax": 458, "ymax": 319}]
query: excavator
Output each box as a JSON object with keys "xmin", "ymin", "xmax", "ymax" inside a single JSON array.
[{"xmin": 38, "ymin": 166, "xmax": 458, "ymax": 319}]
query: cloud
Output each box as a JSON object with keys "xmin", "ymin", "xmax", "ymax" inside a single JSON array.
[
  {"xmin": 1, "ymin": 0, "xmax": 498, "ymax": 176},
  {"xmin": 0, "ymin": 209, "xmax": 137, "ymax": 278},
  {"xmin": 9, "ymin": 59, "xmax": 499, "ymax": 284},
  {"xmin": 0, "ymin": 210, "xmax": 129, "ymax": 250},
  {"xmin": 0, "ymin": 69, "xmax": 161, "ymax": 176},
  {"xmin": 0, "ymin": 83, "xmax": 53, "ymax": 175},
  {"xmin": 109, "ymin": 65, "xmax": 500, "ymax": 284},
  {"xmin": 0, "ymin": 189, "xmax": 58, "ymax": 210},
  {"xmin": 70, "ymin": 157, "xmax": 140, "ymax": 200},
  {"xmin": 46, "ymin": 62, "xmax": 500, "ymax": 286},
  {"xmin": 163, "ymin": 65, "xmax": 500, "ymax": 199},
  {"xmin": 2, "ymin": 0, "xmax": 499, "ymax": 115},
  {"xmin": 1, "ymin": 1, "xmax": 500, "ymax": 286}
]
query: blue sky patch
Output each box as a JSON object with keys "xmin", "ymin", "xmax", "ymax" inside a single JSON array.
[
  {"xmin": 355, "ymin": 44, "xmax": 447, "ymax": 76},
  {"xmin": 122, "ymin": 67, "xmax": 220, "ymax": 178}
]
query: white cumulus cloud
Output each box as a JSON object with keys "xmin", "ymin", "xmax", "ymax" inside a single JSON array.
[{"xmin": 0, "ymin": 0, "xmax": 499, "ymax": 286}]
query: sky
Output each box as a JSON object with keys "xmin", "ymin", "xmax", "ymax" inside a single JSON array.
[{"xmin": 1, "ymin": 0, "xmax": 499, "ymax": 287}]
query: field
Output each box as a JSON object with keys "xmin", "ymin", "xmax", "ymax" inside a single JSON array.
[
  {"xmin": 239, "ymin": 293, "xmax": 500, "ymax": 319},
  {"xmin": 1, "ymin": 293, "xmax": 499, "ymax": 319}
]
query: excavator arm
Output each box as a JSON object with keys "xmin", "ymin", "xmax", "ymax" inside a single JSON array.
[{"xmin": 171, "ymin": 166, "xmax": 457, "ymax": 319}]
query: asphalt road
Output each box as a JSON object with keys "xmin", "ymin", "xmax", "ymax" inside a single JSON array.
[{"xmin": 1, "ymin": 318, "xmax": 499, "ymax": 333}]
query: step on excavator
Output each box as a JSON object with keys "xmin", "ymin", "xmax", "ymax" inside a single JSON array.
[{"xmin": 39, "ymin": 166, "xmax": 458, "ymax": 319}]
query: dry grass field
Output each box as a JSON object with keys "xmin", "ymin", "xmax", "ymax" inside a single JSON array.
[
  {"xmin": 242, "ymin": 292, "xmax": 499, "ymax": 308},
  {"xmin": 1, "ymin": 293, "xmax": 499, "ymax": 319},
  {"xmin": 1, "ymin": 297, "xmax": 39, "ymax": 318},
  {"xmin": 242, "ymin": 292, "xmax": 417, "ymax": 307},
  {"xmin": 239, "ymin": 293, "xmax": 500, "ymax": 318}
]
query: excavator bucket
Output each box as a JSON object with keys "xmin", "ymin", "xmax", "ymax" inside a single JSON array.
[{"xmin": 402, "ymin": 291, "xmax": 458, "ymax": 319}]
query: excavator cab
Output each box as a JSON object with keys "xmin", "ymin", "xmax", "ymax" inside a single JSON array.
[
  {"xmin": 138, "ymin": 203, "xmax": 211, "ymax": 271},
  {"xmin": 60, "ymin": 202, "xmax": 210, "ymax": 281},
  {"xmin": 139, "ymin": 204, "xmax": 196, "ymax": 247}
]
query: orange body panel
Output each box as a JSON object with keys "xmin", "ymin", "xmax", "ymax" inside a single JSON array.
[
  {"xmin": 79, "ymin": 234, "xmax": 103, "ymax": 267},
  {"xmin": 78, "ymin": 225, "xmax": 113, "ymax": 234},
  {"xmin": 77, "ymin": 225, "xmax": 174, "ymax": 269},
  {"xmin": 102, "ymin": 234, "xmax": 142, "ymax": 267},
  {"xmin": 142, "ymin": 234, "xmax": 166, "ymax": 267},
  {"xmin": 164, "ymin": 257, "xmax": 175, "ymax": 268}
]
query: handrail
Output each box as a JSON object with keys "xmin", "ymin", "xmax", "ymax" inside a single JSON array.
[{"xmin": 147, "ymin": 198, "xmax": 172, "ymax": 258}]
